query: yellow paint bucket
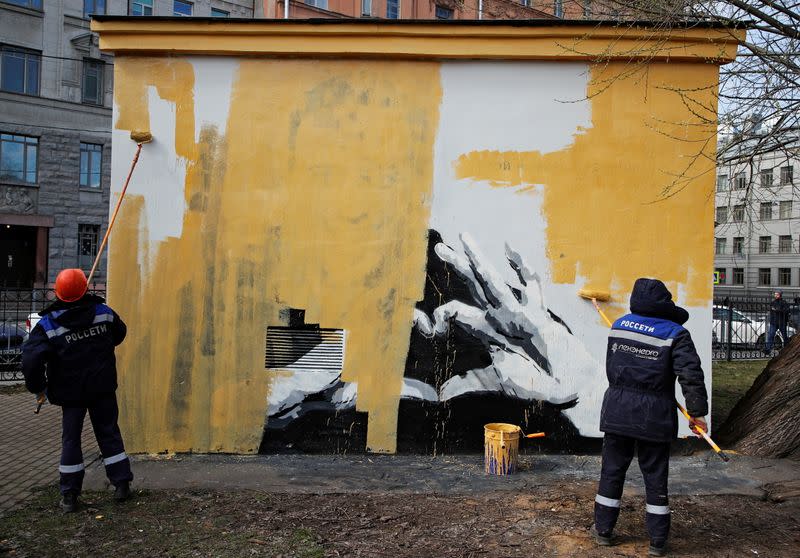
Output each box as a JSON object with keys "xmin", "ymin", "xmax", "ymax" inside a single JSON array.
[{"xmin": 484, "ymin": 423, "xmax": 521, "ymax": 476}]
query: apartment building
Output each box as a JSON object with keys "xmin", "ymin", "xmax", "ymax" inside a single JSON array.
[
  {"xmin": 0, "ymin": 0, "xmax": 257, "ymax": 287},
  {"xmin": 714, "ymin": 145, "xmax": 800, "ymax": 296}
]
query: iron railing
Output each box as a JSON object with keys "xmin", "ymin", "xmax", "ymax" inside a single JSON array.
[
  {"xmin": 0, "ymin": 286, "xmax": 105, "ymax": 381},
  {"xmin": 712, "ymin": 295, "xmax": 799, "ymax": 360}
]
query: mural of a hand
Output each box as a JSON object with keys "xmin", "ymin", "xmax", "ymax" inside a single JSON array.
[{"xmin": 413, "ymin": 233, "xmax": 603, "ymax": 435}]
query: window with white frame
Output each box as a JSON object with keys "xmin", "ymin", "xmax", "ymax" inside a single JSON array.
[
  {"xmin": 779, "ymin": 235, "xmax": 792, "ymax": 253},
  {"xmin": 780, "ymin": 200, "xmax": 792, "ymax": 219},
  {"xmin": 715, "ymin": 206, "xmax": 727, "ymax": 223},
  {"xmin": 130, "ymin": 0, "xmax": 153, "ymax": 15},
  {"xmin": 174, "ymin": 0, "xmax": 193, "ymax": 15},
  {"xmin": 80, "ymin": 143, "xmax": 102, "ymax": 189},
  {"xmin": 715, "ymin": 237, "xmax": 726, "ymax": 255},
  {"xmin": 780, "ymin": 165, "xmax": 793, "ymax": 185},
  {"xmin": 732, "ymin": 205, "xmax": 745, "ymax": 222},
  {"xmin": 211, "ymin": 7, "xmax": 229, "ymax": 16},
  {"xmin": 304, "ymin": 0, "xmax": 329, "ymax": 7},
  {"xmin": 758, "ymin": 268, "xmax": 771, "ymax": 286},
  {"xmin": 554, "ymin": 0, "xmax": 563, "ymax": 17},
  {"xmin": 734, "ymin": 172, "xmax": 746, "ymax": 190},
  {"xmin": 760, "ymin": 168, "xmax": 774, "ymax": 188},
  {"xmin": 0, "ymin": 133, "xmax": 38, "ymax": 184},
  {"xmin": 387, "ymin": 0, "xmax": 399, "ymax": 18},
  {"xmin": 0, "ymin": 46, "xmax": 40, "ymax": 96},
  {"xmin": 759, "ymin": 236, "xmax": 772, "ymax": 254},
  {"xmin": 361, "ymin": 0, "xmax": 371, "ymax": 15},
  {"xmin": 82, "ymin": 59, "xmax": 104, "ymax": 105},
  {"xmin": 733, "ymin": 268, "xmax": 744, "ymax": 285},
  {"xmin": 779, "ymin": 268, "xmax": 791, "ymax": 286},
  {"xmin": 733, "ymin": 236, "xmax": 744, "ymax": 255},
  {"xmin": 760, "ymin": 202, "xmax": 773, "ymax": 220},
  {"xmin": 716, "ymin": 174, "xmax": 728, "ymax": 192},
  {"xmin": 715, "ymin": 267, "xmax": 726, "ymax": 285}
]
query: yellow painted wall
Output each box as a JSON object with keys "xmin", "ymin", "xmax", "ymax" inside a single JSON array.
[
  {"xmin": 105, "ymin": 31, "xmax": 727, "ymax": 454},
  {"xmin": 110, "ymin": 57, "xmax": 441, "ymax": 453}
]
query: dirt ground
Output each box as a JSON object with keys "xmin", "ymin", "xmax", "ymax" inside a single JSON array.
[{"xmin": 2, "ymin": 480, "xmax": 798, "ymax": 558}]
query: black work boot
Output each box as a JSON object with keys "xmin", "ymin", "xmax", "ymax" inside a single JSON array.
[
  {"xmin": 649, "ymin": 542, "xmax": 668, "ymax": 556},
  {"xmin": 590, "ymin": 524, "xmax": 617, "ymax": 546},
  {"xmin": 113, "ymin": 481, "xmax": 131, "ymax": 502},
  {"xmin": 60, "ymin": 491, "xmax": 79, "ymax": 513}
]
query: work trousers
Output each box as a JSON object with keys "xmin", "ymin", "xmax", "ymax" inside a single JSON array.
[
  {"xmin": 60, "ymin": 393, "xmax": 133, "ymax": 495},
  {"xmin": 594, "ymin": 433, "xmax": 671, "ymax": 547}
]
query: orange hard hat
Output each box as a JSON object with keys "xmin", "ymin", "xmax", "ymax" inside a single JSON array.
[{"xmin": 55, "ymin": 268, "xmax": 88, "ymax": 302}]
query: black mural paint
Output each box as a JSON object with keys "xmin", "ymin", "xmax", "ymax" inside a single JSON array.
[{"xmin": 258, "ymin": 229, "xmax": 600, "ymax": 454}]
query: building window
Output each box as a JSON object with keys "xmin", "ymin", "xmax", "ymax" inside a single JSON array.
[
  {"xmin": 733, "ymin": 236, "xmax": 744, "ymax": 255},
  {"xmin": 715, "ymin": 268, "xmax": 726, "ymax": 285},
  {"xmin": 732, "ymin": 205, "xmax": 745, "ymax": 222},
  {"xmin": 82, "ymin": 59, "xmax": 104, "ymax": 105},
  {"xmin": 361, "ymin": 0, "xmax": 371, "ymax": 15},
  {"xmin": 554, "ymin": 0, "xmax": 563, "ymax": 17},
  {"xmin": 80, "ymin": 143, "xmax": 102, "ymax": 189},
  {"xmin": 3, "ymin": 0, "xmax": 42, "ymax": 8},
  {"xmin": 760, "ymin": 168, "xmax": 774, "ymax": 188},
  {"xmin": 304, "ymin": 0, "xmax": 328, "ymax": 6},
  {"xmin": 211, "ymin": 7, "xmax": 229, "ymax": 16},
  {"xmin": 435, "ymin": 5, "xmax": 453, "ymax": 18},
  {"xmin": 173, "ymin": 0, "xmax": 193, "ymax": 15},
  {"xmin": 715, "ymin": 237, "xmax": 726, "ymax": 255},
  {"xmin": 759, "ymin": 236, "xmax": 771, "ymax": 254},
  {"xmin": 83, "ymin": 0, "xmax": 106, "ymax": 17},
  {"xmin": 0, "ymin": 46, "xmax": 41, "ymax": 96},
  {"xmin": 130, "ymin": 0, "xmax": 153, "ymax": 15},
  {"xmin": 780, "ymin": 166, "xmax": 793, "ymax": 185},
  {"xmin": 734, "ymin": 172, "xmax": 746, "ymax": 190},
  {"xmin": 78, "ymin": 225, "xmax": 100, "ymax": 272},
  {"xmin": 733, "ymin": 268, "xmax": 744, "ymax": 285},
  {"xmin": 715, "ymin": 206, "xmax": 727, "ymax": 224},
  {"xmin": 759, "ymin": 268, "xmax": 772, "ymax": 286},
  {"xmin": 780, "ymin": 200, "xmax": 793, "ymax": 219},
  {"xmin": 386, "ymin": 0, "xmax": 399, "ymax": 18},
  {"xmin": 779, "ymin": 235, "xmax": 792, "ymax": 253},
  {"xmin": 0, "ymin": 133, "xmax": 38, "ymax": 184},
  {"xmin": 583, "ymin": 0, "xmax": 591, "ymax": 18},
  {"xmin": 716, "ymin": 174, "xmax": 728, "ymax": 192},
  {"xmin": 779, "ymin": 268, "xmax": 792, "ymax": 286},
  {"xmin": 760, "ymin": 202, "xmax": 773, "ymax": 221}
]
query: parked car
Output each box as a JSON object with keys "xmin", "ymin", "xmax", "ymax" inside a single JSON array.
[
  {"xmin": 0, "ymin": 321, "xmax": 26, "ymax": 351},
  {"xmin": 712, "ymin": 305, "xmax": 795, "ymax": 349}
]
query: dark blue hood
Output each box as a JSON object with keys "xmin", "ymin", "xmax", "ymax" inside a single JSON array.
[{"xmin": 629, "ymin": 278, "xmax": 689, "ymax": 325}]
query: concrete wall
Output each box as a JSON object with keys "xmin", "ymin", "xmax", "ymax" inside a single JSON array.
[{"xmin": 97, "ymin": 21, "xmax": 737, "ymax": 455}]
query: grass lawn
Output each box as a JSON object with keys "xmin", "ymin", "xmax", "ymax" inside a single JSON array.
[{"xmin": 711, "ymin": 359, "xmax": 767, "ymax": 431}]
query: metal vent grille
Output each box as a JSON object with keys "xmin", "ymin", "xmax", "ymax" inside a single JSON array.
[{"xmin": 265, "ymin": 326, "xmax": 345, "ymax": 371}]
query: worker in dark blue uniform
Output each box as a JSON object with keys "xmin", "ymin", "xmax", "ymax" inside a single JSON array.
[
  {"xmin": 23, "ymin": 268, "xmax": 133, "ymax": 513},
  {"xmin": 592, "ymin": 278, "xmax": 708, "ymax": 557}
]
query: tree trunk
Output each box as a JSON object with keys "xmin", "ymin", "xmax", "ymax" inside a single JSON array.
[{"xmin": 716, "ymin": 335, "xmax": 800, "ymax": 459}]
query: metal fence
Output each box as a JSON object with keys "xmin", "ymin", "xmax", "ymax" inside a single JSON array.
[
  {"xmin": 0, "ymin": 286, "xmax": 105, "ymax": 381},
  {"xmin": 712, "ymin": 295, "xmax": 799, "ymax": 360}
]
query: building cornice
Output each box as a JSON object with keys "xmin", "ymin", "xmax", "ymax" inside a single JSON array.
[{"xmin": 90, "ymin": 18, "xmax": 743, "ymax": 63}]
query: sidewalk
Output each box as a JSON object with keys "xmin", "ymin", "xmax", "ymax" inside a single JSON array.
[{"xmin": 0, "ymin": 388, "xmax": 98, "ymax": 515}]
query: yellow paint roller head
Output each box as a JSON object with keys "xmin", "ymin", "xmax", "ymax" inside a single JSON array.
[
  {"xmin": 578, "ymin": 288, "xmax": 612, "ymax": 302},
  {"xmin": 130, "ymin": 130, "xmax": 153, "ymax": 144}
]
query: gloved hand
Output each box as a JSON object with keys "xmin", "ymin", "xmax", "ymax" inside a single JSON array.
[{"xmin": 688, "ymin": 416, "xmax": 708, "ymax": 437}]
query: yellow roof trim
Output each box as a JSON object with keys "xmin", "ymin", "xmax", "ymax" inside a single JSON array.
[{"xmin": 91, "ymin": 20, "xmax": 742, "ymax": 63}]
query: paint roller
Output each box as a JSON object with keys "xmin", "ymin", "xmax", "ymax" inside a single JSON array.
[
  {"xmin": 87, "ymin": 130, "xmax": 153, "ymax": 285},
  {"xmin": 578, "ymin": 288, "xmax": 729, "ymax": 462}
]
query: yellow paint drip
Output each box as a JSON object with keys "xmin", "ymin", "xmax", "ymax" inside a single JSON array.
[
  {"xmin": 455, "ymin": 62, "xmax": 718, "ymax": 317},
  {"xmin": 110, "ymin": 57, "xmax": 441, "ymax": 454}
]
